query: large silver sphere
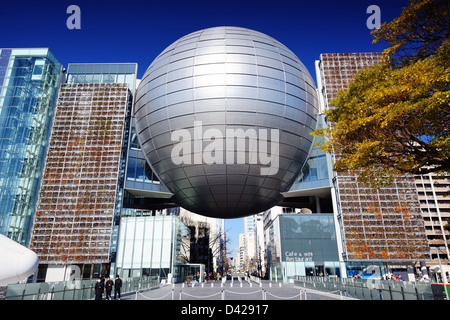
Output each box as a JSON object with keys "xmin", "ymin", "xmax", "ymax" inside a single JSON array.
[{"xmin": 135, "ymin": 26, "xmax": 318, "ymax": 218}]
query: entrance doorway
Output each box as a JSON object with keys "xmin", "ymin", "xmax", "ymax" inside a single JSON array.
[{"xmin": 315, "ymin": 265, "xmax": 324, "ymax": 277}]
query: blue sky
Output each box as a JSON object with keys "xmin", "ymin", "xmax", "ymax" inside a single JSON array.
[{"xmin": 2, "ymin": 0, "xmax": 408, "ymax": 259}]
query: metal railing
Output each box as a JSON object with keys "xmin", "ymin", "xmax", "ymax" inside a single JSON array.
[
  {"xmin": 136, "ymin": 287, "xmax": 307, "ymax": 300},
  {"xmin": 294, "ymin": 276, "xmax": 436, "ymax": 300},
  {"xmin": 5, "ymin": 276, "xmax": 159, "ymax": 300}
]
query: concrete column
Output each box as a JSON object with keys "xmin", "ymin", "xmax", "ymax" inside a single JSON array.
[{"xmin": 315, "ymin": 196, "xmax": 321, "ymax": 213}]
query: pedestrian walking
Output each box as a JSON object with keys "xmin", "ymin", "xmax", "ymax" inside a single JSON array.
[
  {"xmin": 114, "ymin": 275, "xmax": 122, "ymax": 300},
  {"xmin": 105, "ymin": 276, "xmax": 114, "ymax": 300},
  {"xmin": 95, "ymin": 277, "xmax": 104, "ymax": 300}
]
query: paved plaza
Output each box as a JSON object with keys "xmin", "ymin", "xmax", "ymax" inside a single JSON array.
[{"xmin": 123, "ymin": 277, "xmax": 347, "ymax": 301}]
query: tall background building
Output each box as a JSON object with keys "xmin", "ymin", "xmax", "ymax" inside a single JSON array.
[
  {"xmin": 317, "ymin": 53, "xmax": 430, "ymax": 276},
  {"xmin": 263, "ymin": 52, "xmax": 432, "ymax": 282},
  {"xmin": 415, "ymin": 172, "xmax": 450, "ymax": 280},
  {"xmin": 0, "ymin": 48, "xmax": 63, "ymax": 246}
]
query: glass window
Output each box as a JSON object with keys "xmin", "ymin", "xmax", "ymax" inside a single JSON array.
[
  {"xmin": 125, "ymin": 74, "xmax": 135, "ymax": 88},
  {"xmin": 136, "ymin": 159, "xmax": 146, "ymax": 181},
  {"xmin": 151, "ymin": 219, "xmax": 163, "ymax": 267},
  {"xmin": 109, "ymin": 64, "xmax": 118, "ymax": 74},
  {"xmin": 285, "ymin": 262, "xmax": 296, "ymax": 278},
  {"xmin": 117, "ymin": 74, "xmax": 125, "ymax": 83},
  {"xmin": 126, "ymin": 64, "xmax": 136, "ymax": 73},
  {"xmin": 142, "ymin": 219, "xmax": 154, "ymax": 265},
  {"xmin": 84, "ymin": 65, "xmax": 94, "ymax": 73},
  {"xmin": 144, "ymin": 162, "xmax": 153, "ymax": 182},
  {"xmin": 70, "ymin": 64, "xmax": 80, "ymax": 74},
  {"xmin": 92, "ymin": 74, "xmax": 101, "ymax": 83},
  {"xmin": 301, "ymin": 162, "xmax": 310, "ymax": 182},
  {"xmin": 310, "ymin": 167, "xmax": 318, "ymax": 181},
  {"xmin": 94, "ymin": 64, "xmax": 102, "ymax": 73},
  {"xmin": 33, "ymin": 64, "xmax": 43, "ymax": 76},
  {"xmin": 305, "ymin": 262, "xmax": 315, "ymax": 276},
  {"xmin": 103, "ymin": 74, "xmax": 115, "ymax": 83},
  {"xmin": 295, "ymin": 262, "xmax": 306, "ymax": 276},
  {"xmin": 126, "ymin": 156, "xmax": 137, "ymax": 180},
  {"xmin": 319, "ymin": 155, "xmax": 328, "ymax": 179},
  {"xmin": 118, "ymin": 64, "xmax": 127, "ymax": 73},
  {"xmin": 101, "ymin": 64, "xmax": 110, "ymax": 74},
  {"xmin": 76, "ymin": 64, "xmax": 86, "ymax": 74},
  {"xmin": 132, "ymin": 222, "xmax": 145, "ymax": 266}
]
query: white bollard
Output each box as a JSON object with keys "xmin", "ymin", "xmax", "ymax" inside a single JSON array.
[
  {"xmin": 211, "ymin": 283, "xmax": 214, "ymax": 288},
  {"xmin": 279, "ymin": 282, "xmax": 282, "ymax": 287},
  {"xmin": 269, "ymin": 282, "xmax": 272, "ymax": 287}
]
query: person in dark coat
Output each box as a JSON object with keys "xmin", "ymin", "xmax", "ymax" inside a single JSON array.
[
  {"xmin": 105, "ymin": 276, "xmax": 114, "ymax": 300},
  {"xmin": 114, "ymin": 275, "xmax": 122, "ymax": 300},
  {"xmin": 94, "ymin": 277, "xmax": 104, "ymax": 300}
]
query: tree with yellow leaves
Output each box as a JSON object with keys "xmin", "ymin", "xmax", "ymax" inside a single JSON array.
[{"xmin": 313, "ymin": 0, "xmax": 449, "ymax": 183}]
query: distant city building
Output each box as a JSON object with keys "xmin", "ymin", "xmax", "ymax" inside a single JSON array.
[
  {"xmin": 244, "ymin": 216, "xmax": 256, "ymax": 233},
  {"xmin": 179, "ymin": 209, "xmax": 225, "ymax": 275},
  {"xmin": 244, "ymin": 215, "xmax": 257, "ymax": 273},
  {"xmin": 0, "ymin": 48, "xmax": 63, "ymax": 246},
  {"xmin": 238, "ymin": 233, "xmax": 246, "ymax": 271},
  {"xmin": 255, "ymin": 213, "xmax": 265, "ymax": 277},
  {"xmin": 415, "ymin": 172, "xmax": 450, "ymax": 280},
  {"xmin": 244, "ymin": 213, "xmax": 265, "ymax": 276}
]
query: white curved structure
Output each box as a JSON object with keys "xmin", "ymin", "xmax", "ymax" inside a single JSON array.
[{"xmin": 0, "ymin": 234, "xmax": 39, "ymax": 286}]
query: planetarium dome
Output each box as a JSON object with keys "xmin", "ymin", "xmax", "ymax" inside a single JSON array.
[{"xmin": 134, "ymin": 26, "xmax": 318, "ymax": 218}]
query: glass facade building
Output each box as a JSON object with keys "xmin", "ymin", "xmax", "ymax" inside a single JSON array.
[
  {"xmin": 288, "ymin": 114, "xmax": 333, "ymax": 192},
  {"xmin": 126, "ymin": 120, "xmax": 166, "ymax": 191},
  {"xmin": 266, "ymin": 214, "xmax": 342, "ymax": 281},
  {"xmin": 0, "ymin": 48, "xmax": 62, "ymax": 245},
  {"xmin": 67, "ymin": 63, "xmax": 137, "ymax": 91},
  {"xmin": 115, "ymin": 212, "xmax": 190, "ymax": 281}
]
